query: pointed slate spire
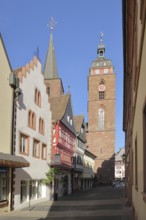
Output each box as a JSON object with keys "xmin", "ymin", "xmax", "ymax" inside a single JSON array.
[{"xmin": 44, "ymin": 19, "xmax": 59, "ymax": 79}]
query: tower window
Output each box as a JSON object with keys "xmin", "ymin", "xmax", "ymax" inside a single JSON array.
[
  {"xmin": 98, "ymin": 108, "xmax": 104, "ymax": 130},
  {"xmin": 99, "ymin": 50, "xmax": 103, "ymax": 57},
  {"xmin": 99, "ymin": 91, "xmax": 105, "ymax": 99}
]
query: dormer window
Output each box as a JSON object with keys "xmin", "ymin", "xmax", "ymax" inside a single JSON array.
[
  {"xmin": 81, "ymin": 127, "xmax": 84, "ymax": 133},
  {"xmin": 70, "ymin": 119, "xmax": 72, "ymax": 126},
  {"xmin": 67, "ymin": 114, "xmax": 70, "ymax": 122}
]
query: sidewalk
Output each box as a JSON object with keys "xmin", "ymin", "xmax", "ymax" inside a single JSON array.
[{"xmin": 0, "ymin": 185, "xmax": 133, "ymax": 220}]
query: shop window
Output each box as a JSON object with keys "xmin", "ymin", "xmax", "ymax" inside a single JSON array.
[
  {"xmin": 29, "ymin": 180, "xmax": 37, "ymax": 200},
  {"xmin": 20, "ymin": 180, "xmax": 27, "ymax": 203},
  {"xmin": 37, "ymin": 181, "xmax": 42, "ymax": 198}
]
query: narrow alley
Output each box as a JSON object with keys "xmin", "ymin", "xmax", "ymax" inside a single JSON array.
[{"xmin": 0, "ymin": 185, "xmax": 133, "ymax": 220}]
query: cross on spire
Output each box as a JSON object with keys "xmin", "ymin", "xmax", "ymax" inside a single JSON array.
[
  {"xmin": 47, "ymin": 17, "xmax": 57, "ymax": 32},
  {"xmin": 100, "ymin": 32, "xmax": 104, "ymax": 44}
]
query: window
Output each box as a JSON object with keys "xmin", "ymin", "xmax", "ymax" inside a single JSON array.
[
  {"xmin": 39, "ymin": 118, "xmax": 45, "ymax": 135},
  {"xmin": 67, "ymin": 114, "xmax": 70, "ymax": 122},
  {"xmin": 99, "ymin": 91, "xmax": 105, "ymax": 99},
  {"xmin": 20, "ymin": 133, "xmax": 29, "ymax": 155},
  {"xmin": 32, "ymin": 112, "xmax": 36, "ymax": 130},
  {"xmin": 28, "ymin": 110, "xmax": 32, "ymax": 128},
  {"xmin": 81, "ymin": 126, "xmax": 84, "ymax": 133},
  {"xmin": 37, "ymin": 181, "xmax": 42, "ymax": 198},
  {"xmin": 47, "ymin": 87, "xmax": 50, "ymax": 96},
  {"xmin": 104, "ymin": 69, "xmax": 108, "ymax": 74},
  {"xmin": 70, "ymin": 118, "xmax": 72, "ymax": 125},
  {"xmin": 99, "ymin": 79, "xmax": 105, "ymax": 99},
  {"xmin": 35, "ymin": 88, "xmax": 41, "ymax": 107},
  {"xmin": 98, "ymin": 108, "xmax": 104, "ymax": 130},
  {"xmin": 42, "ymin": 144, "xmax": 47, "ymax": 160},
  {"xmin": 28, "ymin": 110, "xmax": 36, "ymax": 130},
  {"xmin": 20, "ymin": 181, "xmax": 27, "ymax": 203},
  {"xmin": 99, "ymin": 79, "xmax": 105, "ymax": 85},
  {"xmin": 33, "ymin": 139, "xmax": 40, "ymax": 158}
]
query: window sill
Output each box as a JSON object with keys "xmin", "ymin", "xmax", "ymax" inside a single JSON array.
[
  {"xmin": 19, "ymin": 152, "xmax": 29, "ymax": 156},
  {"xmin": 33, "ymin": 156, "xmax": 40, "ymax": 159}
]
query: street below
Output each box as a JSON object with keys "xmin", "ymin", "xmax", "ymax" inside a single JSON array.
[{"xmin": 0, "ymin": 185, "xmax": 133, "ymax": 220}]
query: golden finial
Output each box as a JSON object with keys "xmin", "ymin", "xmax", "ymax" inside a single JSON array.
[{"xmin": 47, "ymin": 17, "xmax": 57, "ymax": 32}]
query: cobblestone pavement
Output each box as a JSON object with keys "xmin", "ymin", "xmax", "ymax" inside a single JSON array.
[{"xmin": 0, "ymin": 186, "xmax": 133, "ymax": 220}]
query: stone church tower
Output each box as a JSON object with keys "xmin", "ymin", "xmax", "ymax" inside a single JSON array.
[{"xmin": 87, "ymin": 33, "xmax": 115, "ymax": 184}]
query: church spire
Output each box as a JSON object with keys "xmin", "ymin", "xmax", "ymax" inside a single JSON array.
[
  {"xmin": 97, "ymin": 32, "xmax": 105, "ymax": 58},
  {"xmin": 44, "ymin": 17, "xmax": 59, "ymax": 79}
]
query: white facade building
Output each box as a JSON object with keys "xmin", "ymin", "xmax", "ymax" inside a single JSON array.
[
  {"xmin": 13, "ymin": 56, "xmax": 52, "ymax": 210},
  {"xmin": 115, "ymin": 147, "xmax": 125, "ymax": 180}
]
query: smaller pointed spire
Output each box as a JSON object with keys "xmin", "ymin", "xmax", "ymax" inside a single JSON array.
[
  {"xmin": 97, "ymin": 32, "xmax": 105, "ymax": 58},
  {"xmin": 44, "ymin": 17, "xmax": 59, "ymax": 79}
]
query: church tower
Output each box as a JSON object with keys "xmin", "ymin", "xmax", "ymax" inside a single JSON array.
[
  {"xmin": 44, "ymin": 17, "xmax": 64, "ymax": 98},
  {"xmin": 87, "ymin": 33, "xmax": 115, "ymax": 184}
]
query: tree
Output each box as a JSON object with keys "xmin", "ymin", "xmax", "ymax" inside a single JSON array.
[{"xmin": 44, "ymin": 167, "xmax": 60, "ymax": 187}]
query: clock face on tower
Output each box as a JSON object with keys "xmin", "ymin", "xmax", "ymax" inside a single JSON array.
[{"xmin": 98, "ymin": 84, "xmax": 105, "ymax": 91}]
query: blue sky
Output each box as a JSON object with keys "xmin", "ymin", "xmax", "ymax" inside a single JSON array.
[{"xmin": 0, "ymin": 0, "xmax": 124, "ymax": 152}]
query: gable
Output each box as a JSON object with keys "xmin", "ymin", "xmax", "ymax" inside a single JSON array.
[
  {"xmin": 0, "ymin": 34, "xmax": 13, "ymax": 153},
  {"xmin": 0, "ymin": 35, "xmax": 12, "ymax": 72},
  {"xmin": 61, "ymin": 96, "xmax": 76, "ymax": 135}
]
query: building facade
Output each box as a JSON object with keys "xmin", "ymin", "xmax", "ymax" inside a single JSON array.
[
  {"xmin": 44, "ymin": 32, "xmax": 76, "ymax": 197},
  {"xmin": 73, "ymin": 115, "xmax": 87, "ymax": 191},
  {"xmin": 0, "ymin": 34, "xmax": 29, "ymax": 211},
  {"xmin": 82, "ymin": 149, "xmax": 96, "ymax": 189},
  {"xmin": 12, "ymin": 56, "xmax": 52, "ymax": 210},
  {"xmin": 115, "ymin": 147, "xmax": 125, "ymax": 180},
  {"xmin": 123, "ymin": 0, "xmax": 146, "ymax": 219},
  {"xmin": 87, "ymin": 34, "xmax": 115, "ymax": 184}
]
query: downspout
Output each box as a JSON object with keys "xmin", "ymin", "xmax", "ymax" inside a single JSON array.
[{"xmin": 8, "ymin": 82, "xmax": 15, "ymax": 212}]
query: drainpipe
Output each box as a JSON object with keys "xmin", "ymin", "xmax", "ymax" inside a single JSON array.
[{"xmin": 9, "ymin": 73, "xmax": 22, "ymax": 211}]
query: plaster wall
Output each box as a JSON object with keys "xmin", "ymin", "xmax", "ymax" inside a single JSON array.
[
  {"xmin": 0, "ymin": 38, "xmax": 13, "ymax": 153},
  {"xmin": 14, "ymin": 60, "xmax": 52, "ymax": 209}
]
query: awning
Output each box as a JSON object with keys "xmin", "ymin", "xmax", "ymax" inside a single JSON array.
[{"xmin": 0, "ymin": 153, "xmax": 30, "ymax": 168}]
